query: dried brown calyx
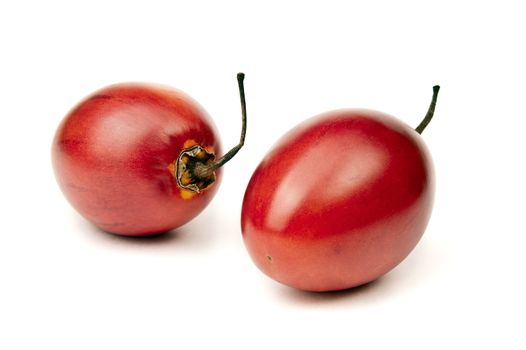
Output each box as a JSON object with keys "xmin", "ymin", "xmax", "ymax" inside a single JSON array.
[{"xmin": 175, "ymin": 145, "xmax": 216, "ymax": 193}]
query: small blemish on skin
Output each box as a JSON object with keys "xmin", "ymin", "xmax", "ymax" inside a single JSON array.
[{"xmin": 266, "ymin": 255, "xmax": 273, "ymax": 263}]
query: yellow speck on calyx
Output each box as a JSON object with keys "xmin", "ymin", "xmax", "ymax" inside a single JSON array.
[
  {"xmin": 167, "ymin": 162, "xmax": 176, "ymax": 176},
  {"xmin": 180, "ymin": 171, "xmax": 192, "ymax": 186},
  {"xmin": 183, "ymin": 139, "xmax": 198, "ymax": 148},
  {"xmin": 180, "ymin": 189, "xmax": 197, "ymax": 200}
]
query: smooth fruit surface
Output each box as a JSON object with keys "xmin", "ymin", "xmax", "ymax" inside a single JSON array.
[
  {"xmin": 241, "ymin": 110, "xmax": 434, "ymax": 291},
  {"xmin": 52, "ymin": 83, "xmax": 221, "ymax": 236}
]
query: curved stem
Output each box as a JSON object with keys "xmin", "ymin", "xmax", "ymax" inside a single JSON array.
[
  {"xmin": 415, "ymin": 85, "xmax": 440, "ymax": 134},
  {"xmin": 212, "ymin": 72, "xmax": 247, "ymax": 169}
]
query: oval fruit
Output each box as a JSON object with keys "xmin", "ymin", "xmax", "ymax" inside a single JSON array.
[
  {"xmin": 53, "ymin": 74, "xmax": 247, "ymax": 236},
  {"xmin": 241, "ymin": 87, "xmax": 439, "ymax": 291}
]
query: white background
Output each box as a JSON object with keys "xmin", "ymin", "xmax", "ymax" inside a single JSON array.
[{"xmin": 1, "ymin": 1, "xmax": 525, "ymax": 349}]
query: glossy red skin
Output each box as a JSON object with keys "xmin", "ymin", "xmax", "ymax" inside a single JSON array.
[
  {"xmin": 52, "ymin": 83, "xmax": 221, "ymax": 236},
  {"xmin": 241, "ymin": 110, "xmax": 434, "ymax": 292}
]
